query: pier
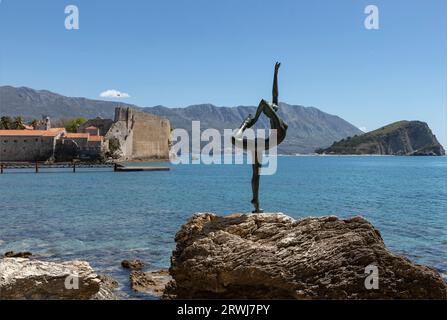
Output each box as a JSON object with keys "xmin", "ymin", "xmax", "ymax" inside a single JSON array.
[
  {"xmin": 114, "ymin": 165, "xmax": 170, "ymax": 172},
  {"xmin": 0, "ymin": 162, "xmax": 170, "ymax": 174}
]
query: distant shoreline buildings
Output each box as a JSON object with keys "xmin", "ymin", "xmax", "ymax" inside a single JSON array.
[
  {"xmin": 0, "ymin": 107, "xmax": 171, "ymax": 163},
  {"xmin": 0, "ymin": 125, "xmax": 104, "ymax": 162}
]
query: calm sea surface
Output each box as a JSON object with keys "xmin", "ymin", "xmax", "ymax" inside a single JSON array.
[{"xmin": 0, "ymin": 156, "xmax": 446, "ymax": 298}]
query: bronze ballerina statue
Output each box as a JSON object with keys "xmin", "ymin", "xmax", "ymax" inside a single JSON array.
[{"xmin": 232, "ymin": 62, "xmax": 288, "ymax": 213}]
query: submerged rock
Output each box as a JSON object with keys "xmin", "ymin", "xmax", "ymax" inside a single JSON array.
[
  {"xmin": 130, "ymin": 270, "xmax": 172, "ymax": 298},
  {"xmin": 121, "ymin": 259, "xmax": 145, "ymax": 270},
  {"xmin": 4, "ymin": 251, "xmax": 32, "ymax": 258},
  {"xmin": 166, "ymin": 212, "xmax": 447, "ymax": 299},
  {"xmin": 0, "ymin": 257, "xmax": 117, "ymax": 300}
]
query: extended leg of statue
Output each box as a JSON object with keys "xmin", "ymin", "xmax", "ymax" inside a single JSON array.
[{"xmin": 251, "ymin": 153, "xmax": 262, "ymax": 213}]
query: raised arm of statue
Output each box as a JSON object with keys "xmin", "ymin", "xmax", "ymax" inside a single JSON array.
[
  {"xmin": 241, "ymin": 62, "xmax": 282, "ymax": 129},
  {"xmin": 272, "ymin": 62, "xmax": 280, "ymax": 106}
]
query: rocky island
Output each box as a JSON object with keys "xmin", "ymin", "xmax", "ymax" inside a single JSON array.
[{"xmin": 316, "ymin": 121, "xmax": 445, "ymax": 156}]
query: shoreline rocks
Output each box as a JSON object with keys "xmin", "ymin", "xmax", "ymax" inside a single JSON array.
[
  {"xmin": 92, "ymin": 274, "xmax": 120, "ymax": 300},
  {"xmin": 165, "ymin": 212, "xmax": 447, "ymax": 299},
  {"xmin": 3, "ymin": 213, "xmax": 446, "ymax": 300},
  {"xmin": 0, "ymin": 257, "xmax": 118, "ymax": 300},
  {"xmin": 130, "ymin": 269, "xmax": 172, "ymax": 298}
]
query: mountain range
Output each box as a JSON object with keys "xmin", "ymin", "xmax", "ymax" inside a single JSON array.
[{"xmin": 0, "ymin": 86, "xmax": 363, "ymax": 154}]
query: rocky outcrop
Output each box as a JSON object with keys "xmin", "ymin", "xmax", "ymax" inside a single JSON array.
[
  {"xmin": 0, "ymin": 258, "xmax": 117, "ymax": 300},
  {"xmin": 130, "ymin": 270, "xmax": 172, "ymax": 298},
  {"xmin": 166, "ymin": 213, "xmax": 447, "ymax": 299},
  {"xmin": 317, "ymin": 121, "xmax": 445, "ymax": 156}
]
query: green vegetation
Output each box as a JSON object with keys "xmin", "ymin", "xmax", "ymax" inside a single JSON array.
[
  {"xmin": 106, "ymin": 137, "xmax": 121, "ymax": 159},
  {"xmin": 366, "ymin": 121, "xmax": 410, "ymax": 137},
  {"xmin": 315, "ymin": 120, "xmax": 444, "ymax": 156},
  {"xmin": 321, "ymin": 121, "xmax": 412, "ymax": 151},
  {"xmin": 0, "ymin": 116, "xmax": 26, "ymax": 130},
  {"xmin": 108, "ymin": 137, "xmax": 120, "ymax": 153},
  {"xmin": 62, "ymin": 117, "xmax": 87, "ymax": 133}
]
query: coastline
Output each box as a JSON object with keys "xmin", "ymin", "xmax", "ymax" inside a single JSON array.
[
  {"xmin": 281, "ymin": 154, "xmax": 446, "ymax": 157},
  {"xmin": 2, "ymin": 212, "xmax": 446, "ymax": 300},
  {"xmin": 1, "ymin": 156, "xmax": 446, "ymax": 299}
]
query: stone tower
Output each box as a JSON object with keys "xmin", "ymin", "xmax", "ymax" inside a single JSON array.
[{"xmin": 106, "ymin": 107, "xmax": 171, "ymax": 160}]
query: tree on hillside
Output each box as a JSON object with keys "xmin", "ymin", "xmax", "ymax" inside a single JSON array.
[
  {"xmin": 30, "ymin": 119, "xmax": 39, "ymax": 129},
  {"xmin": 0, "ymin": 116, "xmax": 13, "ymax": 129},
  {"xmin": 13, "ymin": 116, "xmax": 25, "ymax": 129},
  {"xmin": 0, "ymin": 116, "xmax": 28, "ymax": 129},
  {"xmin": 63, "ymin": 117, "xmax": 87, "ymax": 133}
]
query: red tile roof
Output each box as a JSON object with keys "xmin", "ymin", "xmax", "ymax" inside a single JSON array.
[
  {"xmin": 88, "ymin": 135, "xmax": 103, "ymax": 142},
  {"xmin": 0, "ymin": 129, "xmax": 103, "ymax": 143},
  {"xmin": 0, "ymin": 128, "xmax": 65, "ymax": 137},
  {"xmin": 64, "ymin": 133, "xmax": 89, "ymax": 139},
  {"xmin": 64, "ymin": 133, "xmax": 103, "ymax": 142},
  {"xmin": 44, "ymin": 128, "xmax": 66, "ymax": 136}
]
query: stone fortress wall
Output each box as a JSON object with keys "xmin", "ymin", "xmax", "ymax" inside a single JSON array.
[
  {"xmin": 105, "ymin": 107, "xmax": 135, "ymax": 159},
  {"xmin": 0, "ymin": 135, "xmax": 58, "ymax": 162},
  {"xmin": 81, "ymin": 107, "xmax": 171, "ymax": 161},
  {"xmin": 130, "ymin": 110, "xmax": 171, "ymax": 160}
]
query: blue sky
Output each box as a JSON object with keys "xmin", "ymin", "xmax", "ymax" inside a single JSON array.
[{"xmin": 1, "ymin": 0, "xmax": 446, "ymax": 145}]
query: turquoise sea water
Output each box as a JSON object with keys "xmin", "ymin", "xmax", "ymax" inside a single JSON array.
[{"xmin": 0, "ymin": 156, "xmax": 446, "ymax": 298}]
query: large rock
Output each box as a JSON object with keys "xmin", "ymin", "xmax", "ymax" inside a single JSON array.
[
  {"xmin": 0, "ymin": 258, "xmax": 114, "ymax": 300},
  {"xmin": 166, "ymin": 213, "xmax": 447, "ymax": 299}
]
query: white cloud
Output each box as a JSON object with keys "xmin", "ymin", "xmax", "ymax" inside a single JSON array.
[
  {"xmin": 358, "ymin": 126, "xmax": 367, "ymax": 132},
  {"xmin": 100, "ymin": 89, "xmax": 130, "ymax": 98}
]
